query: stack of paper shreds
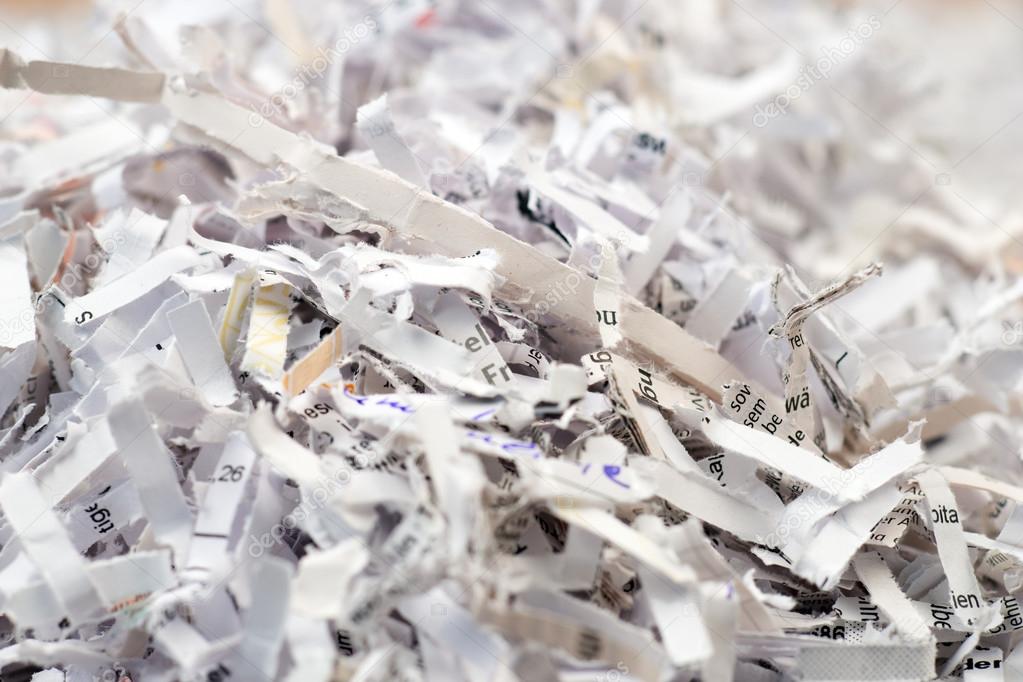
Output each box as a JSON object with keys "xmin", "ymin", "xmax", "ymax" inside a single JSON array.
[{"xmin": 2, "ymin": 0, "xmax": 1023, "ymax": 680}]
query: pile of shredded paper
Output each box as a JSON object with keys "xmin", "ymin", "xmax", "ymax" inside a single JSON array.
[{"xmin": 3, "ymin": 0, "xmax": 1023, "ymax": 680}]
